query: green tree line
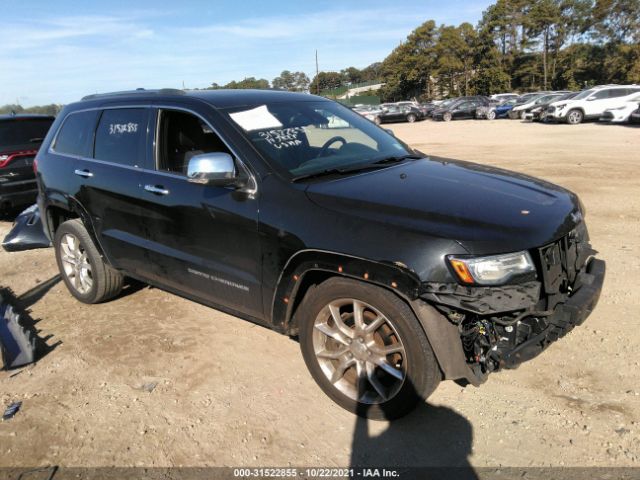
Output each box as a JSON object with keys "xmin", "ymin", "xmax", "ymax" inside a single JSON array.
[
  {"xmin": 379, "ymin": 0, "xmax": 639, "ymax": 101},
  {"xmin": 0, "ymin": 104, "xmax": 63, "ymax": 116}
]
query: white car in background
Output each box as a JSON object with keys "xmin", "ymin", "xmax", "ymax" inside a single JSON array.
[
  {"xmin": 490, "ymin": 93, "xmax": 519, "ymax": 102},
  {"xmin": 546, "ymin": 85, "xmax": 640, "ymax": 124},
  {"xmin": 600, "ymin": 92, "xmax": 640, "ymax": 123}
]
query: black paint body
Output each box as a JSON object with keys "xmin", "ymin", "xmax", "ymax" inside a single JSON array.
[{"xmin": 35, "ymin": 90, "xmax": 604, "ymax": 384}]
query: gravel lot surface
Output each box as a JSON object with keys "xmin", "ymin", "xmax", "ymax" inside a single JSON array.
[{"xmin": 0, "ymin": 119, "xmax": 638, "ymax": 469}]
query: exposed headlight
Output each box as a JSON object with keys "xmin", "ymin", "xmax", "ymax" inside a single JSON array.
[{"xmin": 447, "ymin": 251, "xmax": 535, "ymax": 285}]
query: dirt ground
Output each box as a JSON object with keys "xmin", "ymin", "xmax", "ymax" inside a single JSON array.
[{"xmin": 0, "ymin": 119, "xmax": 639, "ymax": 470}]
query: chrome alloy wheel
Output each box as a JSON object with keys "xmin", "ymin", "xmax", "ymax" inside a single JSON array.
[
  {"xmin": 312, "ymin": 299, "xmax": 407, "ymax": 404},
  {"xmin": 60, "ymin": 233, "xmax": 93, "ymax": 294}
]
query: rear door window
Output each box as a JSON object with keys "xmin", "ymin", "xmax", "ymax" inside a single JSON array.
[
  {"xmin": 94, "ymin": 108, "xmax": 149, "ymax": 167},
  {"xmin": 54, "ymin": 111, "xmax": 99, "ymax": 157}
]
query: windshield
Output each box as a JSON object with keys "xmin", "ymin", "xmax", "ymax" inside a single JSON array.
[
  {"xmin": 225, "ymin": 101, "xmax": 413, "ymax": 179},
  {"xmin": 536, "ymin": 94, "xmax": 562, "ymax": 104},
  {"xmin": 572, "ymin": 89, "xmax": 594, "ymax": 100}
]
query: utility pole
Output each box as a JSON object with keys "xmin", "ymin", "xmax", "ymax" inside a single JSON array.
[{"xmin": 315, "ymin": 50, "xmax": 320, "ymax": 95}]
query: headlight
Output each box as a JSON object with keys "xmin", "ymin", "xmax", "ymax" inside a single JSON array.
[
  {"xmin": 447, "ymin": 251, "xmax": 535, "ymax": 285},
  {"xmin": 608, "ymin": 106, "xmax": 626, "ymax": 111},
  {"xmin": 554, "ymin": 103, "xmax": 567, "ymax": 110},
  {"xmin": 531, "ymin": 107, "xmax": 541, "ymax": 113}
]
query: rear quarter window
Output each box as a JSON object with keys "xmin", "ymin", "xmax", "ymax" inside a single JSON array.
[
  {"xmin": 94, "ymin": 108, "xmax": 149, "ymax": 167},
  {"xmin": 54, "ymin": 110, "xmax": 99, "ymax": 157}
]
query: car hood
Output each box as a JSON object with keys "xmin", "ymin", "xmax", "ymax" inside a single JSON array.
[{"xmin": 304, "ymin": 157, "xmax": 582, "ymax": 255}]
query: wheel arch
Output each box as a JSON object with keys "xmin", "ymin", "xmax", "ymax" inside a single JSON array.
[
  {"xmin": 274, "ymin": 249, "xmax": 484, "ymax": 387},
  {"xmin": 272, "ymin": 250, "xmax": 422, "ymax": 335},
  {"xmin": 43, "ymin": 195, "xmax": 107, "ymax": 258}
]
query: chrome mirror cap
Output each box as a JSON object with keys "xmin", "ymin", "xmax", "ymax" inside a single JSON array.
[{"xmin": 187, "ymin": 152, "xmax": 236, "ymax": 184}]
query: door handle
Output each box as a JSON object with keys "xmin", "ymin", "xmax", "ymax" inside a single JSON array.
[
  {"xmin": 74, "ymin": 169, "xmax": 93, "ymax": 178},
  {"xmin": 144, "ymin": 184, "xmax": 170, "ymax": 195}
]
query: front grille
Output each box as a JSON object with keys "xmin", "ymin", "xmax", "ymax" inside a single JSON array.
[
  {"xmin": 537, "ymin": 222, "xmax": 594, "ymax": 309},
  {"xmin": 547, "ymin": 106, "xmax": 556, "ymax": 113}
]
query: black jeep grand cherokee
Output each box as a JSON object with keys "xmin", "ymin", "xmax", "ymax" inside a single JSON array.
[{"xmin": 36, "ymin": 89, "xmax": 605, "ymax": 419}]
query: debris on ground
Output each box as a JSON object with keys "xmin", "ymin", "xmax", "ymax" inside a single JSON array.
[
  {"xmin": 0, "ymin": 293, "xmax": 36, "ymax": 369},
  {"xmin": 2, "ymin": 400, "xmax": 22, "ymax": 420}
]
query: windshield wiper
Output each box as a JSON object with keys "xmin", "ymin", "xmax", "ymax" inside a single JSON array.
[
  {"xmin": 292, "ymin": 154, "xmax": 424, "ymax": 183},
  {"xmin": 371, "ymin": 153, "xmax": 424, "ymax": 165},
  {"xmin": 292, "ymin": 163, "xmax": 392, "ymax": 182}
]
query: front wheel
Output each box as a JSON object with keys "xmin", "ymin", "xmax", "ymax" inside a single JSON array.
[
  {"xmin": 566, "ymin": 109, "xmax": 583, "ymax": 125},
  {"xmin": 442, "ymin": 112, "xmax": 452, "ymax": 122},
  {"xmin": 487, "ymin": 110, "xmax": 496, "ymax": 120},
  {"xmin": 374, "ymin": 116, "xmax": 382, "ymax": 125},
  {"xmin": 54, "ymin": 219, "xmax": 124, "ymax": 304},
  {"xmin": 298, "ymin": 277, "xmax": 441, "ymax": 420},
  {"xmin": 406, "ymin": 113, "xmax": 417, "ymax": 123}
]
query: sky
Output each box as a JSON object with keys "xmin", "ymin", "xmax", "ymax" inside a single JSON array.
[{"xmin": 0, "ymin": 0, "xmax": 493, "ymax": 106}]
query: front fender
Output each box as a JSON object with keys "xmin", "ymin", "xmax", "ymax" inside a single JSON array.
[{"xmin": 272, "ymin": 249, "xmax": 422, "ymax": 332}]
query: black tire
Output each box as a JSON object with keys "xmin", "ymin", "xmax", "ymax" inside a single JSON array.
[
  {"xmin": 442, "ymin": 112, "xmax": 452, "ymax": 122},
  {"xmin": 298, "ymin": 277, "xmax": 441, "ymax": 420},
  {"xmin": 406, "ymin": 113, "xmax": 417, "ymax": 123},
  {"xmin": 54, "ymin": 219, "xmax": 124, "ymax": 304},
  {"xmin": 487, "ymin": 110, "xmax": 496, "ymax": 120},
  {"xmin": 566, "ymin": 109, "xmax": 583, "ymax": 125}
]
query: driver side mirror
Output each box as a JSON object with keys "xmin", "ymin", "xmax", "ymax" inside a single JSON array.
[{"xmin": 187, "ymin": 152, "xmax": 243, "ymax": 187}]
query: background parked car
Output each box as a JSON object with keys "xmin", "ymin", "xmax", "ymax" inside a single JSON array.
[
  {"xmin": 630, "ymin": 105, "xmax": 640, "ymax": 124},
  {"xmin": 531, "ymin": 92, "xmax": 578, "ymax": 122},
  {"xmin": 600, "ymin": 92, "xmax": 640, "ymax": 123},
  {"xmin": 546, "ymin": 85, "xmax": 640, "ymax": 124},
  {"xmin": 509, "ymin": 92, "xmax": 560, "ymax": 119},
  {"xmin": 432, "ymin": 96, "xmax": 490, "ymax": 121},
  {"xmin": 0, "ymin": 113, "xmax": 55, "ymax": 213},
  {"xmin": 492, "ymin": 99, "xmax": 518, "ymax": 118},
  {"xmin": 373, "ymin": 104, "xmax": 423, "ymax": 124},
  {"xmin": 521, "ymin": 92, "xmax": 573, "ymax": 121}
]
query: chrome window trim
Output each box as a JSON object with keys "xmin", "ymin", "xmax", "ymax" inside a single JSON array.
[
  {"xmin": 152, "ymin": 104, "xmax": 257, "ymax": 196},
  {"xmin": 49, "ymin": 104, "xmax": 257, "ymax": 197}
]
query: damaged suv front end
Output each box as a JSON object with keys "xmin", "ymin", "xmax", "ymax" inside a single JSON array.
[{"xmin": 421, "ymin": 217, "xmax": 605, "ymax": 384}]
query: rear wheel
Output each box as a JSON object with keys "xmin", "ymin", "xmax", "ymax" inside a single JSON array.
[
  {"xmin": 54, "ymin": 219, "xmax": 123, "ymax": 304},
  {"xmin": 566, "ymin": 109, "xmax": 583, "ymax": 125},
  {"xmin": 374, "ymin": 116, "xmax": 382, "ymax": 125},
  {"xmin": 487, "ymin": 110, "xmax": 496, "ymax": 120},
  {"xmin": 442, "ymin": 112, "xmax": 452, "ymax": 122},
  {"xmin": 406, "ymin": 113, "xmax": 417, "ymax": 123},
  {"xmin": 298, "ymin": 277, "xmax": 441, "ymax": 420}
]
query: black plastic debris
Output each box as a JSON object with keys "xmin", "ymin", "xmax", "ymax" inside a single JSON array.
[
  {"xmin": 0, "ymin": 293, "xmax": 36, "ymax": 369},
  {"xmin": 2, "ymin": 204, "xmax": 51, "ymax": 252},
  {"xmin": 2, "ymin": 400, "xmax": 22, "ymax": 420}
]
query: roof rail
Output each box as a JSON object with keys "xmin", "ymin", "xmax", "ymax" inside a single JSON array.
[{"xmin": 81, "ymin": 88, "xmax": 186, "ymax": 101}]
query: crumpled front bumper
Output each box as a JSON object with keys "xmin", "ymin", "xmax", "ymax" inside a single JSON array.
[
  {"xmin": 412, "ymin": 257, "xmax": 605, "ymax": 386},
  {"xmin": 500, "ymin": 258, "xmax": 605, "ymax": 368}
]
